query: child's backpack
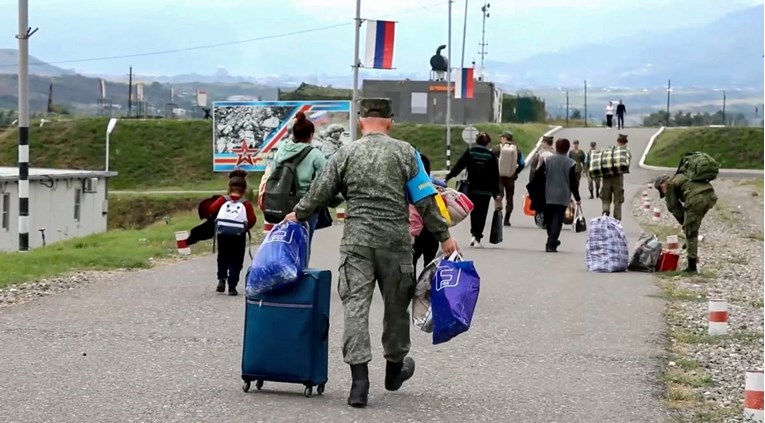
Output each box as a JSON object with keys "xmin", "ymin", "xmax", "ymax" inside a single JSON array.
[
  {"xmin": 498, "ymin": 144, "xmax": 519, "ymax": 177},
  {"xmin": 262, "ymin": 147, "xmax": 314, "ymax": 224},
  {"xmin": 215, "ymin": 196, "xmax": 248, "ymax": 236},
  {"xmin": 676, "ymin": 151, "xmax": 719, "ymax": 182}
]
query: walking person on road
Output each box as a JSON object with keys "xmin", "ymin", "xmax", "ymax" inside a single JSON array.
[
  {"xmin": 654, "ymin": 172, "xmax": 718, "ymax": 273},
  {"xmin": 616, "ymin": 100, "xmax": 627, "ymax": 129},
  {"xmin": 446, "ymin": 132, "xmax": 501, "ymax": 248},
  {"xmin": 568, "ymin": 140, "xmax": 586, "ymax": 191},
  {"xmin": 285, "ymin": 98, "xmax": 458, "ymax": 408},
  {"xmin": 535, "ymin": 138, "xmax": 581, "ymax": 252},
  {"xmin": 584, "ymin": 141, "xmax": 601, "ymax": 199},
  {"xmin": 605, "ymin": 101, "xmax": 615, "ymax": 128},
  {"xmin": 492, "ymin": 130, "xmax": 525, "ymax": 226},
  {"xmin": 601, "ymin": 134, "xmax": 631, "ymax": 220},
  {"xmin": 527, "ymin": 135, "xmax": 555, "ymax": 182}
]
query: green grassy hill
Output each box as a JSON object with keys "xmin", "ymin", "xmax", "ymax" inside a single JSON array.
[
  {"xmin": 644, "ymin": 127, "xmax": 764, "ymax": 169},
  {"xmin": 0, "ymin": 118, "xmax": 549, "ymax": 190}
]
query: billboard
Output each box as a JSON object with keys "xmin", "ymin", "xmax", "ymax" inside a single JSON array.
[{"xmin": 212, "ymin": 100, "xmax": 351, "ymax": 172}]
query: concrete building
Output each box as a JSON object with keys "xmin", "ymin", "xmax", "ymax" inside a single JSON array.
[
  {"xmin": 0, "ymin": 167, "xmax": 117, "ymax": 252},
  {"xmin": 361, "ymin": 79, "xmax": 503, "ymax": 124}
]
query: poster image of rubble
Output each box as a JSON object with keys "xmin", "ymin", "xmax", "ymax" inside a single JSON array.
[{"xmin": 212, "ymin": 100, "xmax": 352, "ymax": 172}]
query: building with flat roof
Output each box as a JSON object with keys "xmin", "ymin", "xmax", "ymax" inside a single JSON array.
[{"xmin": 0, "ymin": 167, "xmax": 117, "ymax": 252}]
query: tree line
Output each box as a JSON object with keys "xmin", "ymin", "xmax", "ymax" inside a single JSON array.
[{"xmin": 642, "ymin": 109, "xmax": 753, "ymax": 127}]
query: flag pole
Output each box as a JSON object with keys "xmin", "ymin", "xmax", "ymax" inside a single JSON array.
[
  {"xmin": 446, "ymin": 0, "xmax": 453, "ymax": 169},
  {"xmin": 351, "ymin": 0, "xmax": 362, "ymax": 142}
]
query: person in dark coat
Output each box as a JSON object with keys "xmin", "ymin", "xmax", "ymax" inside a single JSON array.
[{"xmin": 535, "ymin": 138, "xmax": 581, "ymax": 252}]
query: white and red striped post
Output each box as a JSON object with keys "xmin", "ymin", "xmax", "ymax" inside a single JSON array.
[
  {"xmin": 643, "ymin": 200, "xmax": 651, "ymax": 212},
  {"xmin": 666, "ymin": 235, "xmax": 679, "ymax": 250},
  {"xmin": 642, "ymin": 189, "xmax": 649, "ymax": 199},
  {"xmin": 336, "ymin": 208, "xmax": 346, "ymax": 221},
  {"xmin": 263, "ymin": 222, "xmax": 275, "ymax": 234},
  {"xmin": 174, "ymin": 231, "xmax": 191, "ymax": 255},
  {"xmin": 707, "ymin": 298, "xmax": 728, "ymax": 336},
  {"xmin": 744, "ymin": 370, "xmax": 764, "ymax": 422},
  {"xmin": 652, "ymin": 207, "xmax": 661, "ymax": 222}
]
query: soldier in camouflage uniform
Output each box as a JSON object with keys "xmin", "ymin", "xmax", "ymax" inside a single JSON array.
[
  {"xmin": 285, "ymin": 98, "xmax": 458, "ymax": 408},
  {"xmin": 600, "ymin": 134, "xmax": 630, "ymax": 221},
  {"xmin": 654, "ymin": 174, "xmax": 717, "ymax": 273},
  {"xmin": 320, "ymin": 123, "xmax": 346, "ymax": 158}
]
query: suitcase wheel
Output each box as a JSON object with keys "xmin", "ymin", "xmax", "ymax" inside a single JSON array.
[
  {"xmin": 317, "ymin": 384, "xmax": 325, "ymax": 395},
  {"xmin": 255, "ymin": 380, "xmax": 264, "ymax": 390},
  {"xmin": 242, "ymin": 381, "xmax": 250, "ymax": 393},
  {"xmin": 304, "ymin": 386, "xmax": 313, "ymax": 398}
]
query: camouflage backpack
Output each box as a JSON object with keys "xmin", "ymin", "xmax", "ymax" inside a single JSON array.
[{"xmin": 676, "ymin": 151, "xmax": 719, "ymax": 182}]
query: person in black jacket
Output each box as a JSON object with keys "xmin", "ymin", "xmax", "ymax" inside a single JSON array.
[
  {"xmin": 445, "ymin": 132, "xmax": 501, "ymax": 248},
  {"xmin": 616, "ymin": 100, "xmax": 627, "ymax": 129}
]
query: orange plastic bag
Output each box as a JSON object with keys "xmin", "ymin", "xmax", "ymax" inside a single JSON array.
[{"xmin": 522, "ymin": 194, "xmax": 535, "ymax": 216}]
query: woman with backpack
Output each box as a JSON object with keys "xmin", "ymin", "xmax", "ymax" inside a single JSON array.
[
  {"xmin": 205, "ymin": 170, "xmax": 257, "ymax": 296},
  {"xmin": 269, "ymin": 111, "xmax": 328, "ymax": 257},
  {"xmin": 445, "ymin": 132, "xmax": 501, "ymax": 248}
]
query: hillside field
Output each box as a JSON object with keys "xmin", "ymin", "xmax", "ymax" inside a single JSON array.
[
  {"xmin": 0, "ymin": 119, "xmax": 549, "ymax": 190},
  {"xmin": 644, "ymin": 127, "xmax": 764, "ymax": 169}
]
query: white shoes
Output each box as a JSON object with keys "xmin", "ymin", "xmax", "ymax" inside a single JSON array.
[{"xmin": 470, "ymin": 236, "xmax": 483, "ymax": 249}]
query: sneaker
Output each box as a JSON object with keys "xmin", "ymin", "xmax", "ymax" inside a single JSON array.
[
  {"xmin": 469, "ymin": 236, "xmax": 477, "ymax": 247},
  {"xmin": 216, "ymin": 280, "xmax": 225, "ymax": 293},
  {"xmin": 474, "ymin": 240, "xmax": 484, "ymax": 249},
  {"xmin": 228, "ymin": 287, "xmax": 239, "ymax": 296}
]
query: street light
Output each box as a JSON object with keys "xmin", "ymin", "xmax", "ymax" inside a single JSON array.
[{"xmin": 106, "ymin": 118, "xmax": 118, "ymax": 172}]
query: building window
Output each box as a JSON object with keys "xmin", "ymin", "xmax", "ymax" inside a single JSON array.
[
  {"xmin": 411, "ymin": 92, "xmax": 428, "ymax": 115},
  {"xmin": 1, "ymin": 193, "xmax": 9, "ymax": 231},
  {"xmin": 74, "ymin": 188, "xmax": 81, "ymax": 222}
]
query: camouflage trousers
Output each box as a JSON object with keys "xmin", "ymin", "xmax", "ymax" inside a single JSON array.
[
  {"xmin": 338, "ymin": 244, "xmax": 416, "ymax": 365},
  {"xmin": 601, "ymin": 174, "xmax": 625, "ymax": 220},
  {"xmin": 684, "ymin": 194, "xmax": 718, "ymax": 259}
]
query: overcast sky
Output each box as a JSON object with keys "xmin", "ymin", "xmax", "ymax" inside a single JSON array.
[{"xmin": 0, "ymin": 0, "xmax": 760, "ymax": 76}]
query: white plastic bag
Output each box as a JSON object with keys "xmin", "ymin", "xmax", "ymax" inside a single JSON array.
[{"xmin": 412, "ymin": 256, "xmax": 442, "ymax": 333}]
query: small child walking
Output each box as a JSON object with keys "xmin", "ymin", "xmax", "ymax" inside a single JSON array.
[{"xmin": 206, "ymin": 170, "xmax": 257, "ymax": 296}]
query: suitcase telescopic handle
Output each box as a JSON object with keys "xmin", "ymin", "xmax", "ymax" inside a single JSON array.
[{"xmin": 321, "ymin": 313, "xmax": 330, "ymax": 342}]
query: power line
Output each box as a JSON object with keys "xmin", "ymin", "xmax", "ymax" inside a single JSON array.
[{"xmin": 1, "ymin": 2, "xmax": 445, "ymax": 68}]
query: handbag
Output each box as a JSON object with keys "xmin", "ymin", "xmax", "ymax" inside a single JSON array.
[
  {"xmin": 489, "ymin": 210, "xmax": 503, "ymax": 244},
  {"xmin": 574, "ymin": 204, "xmax": 587, "ymax": 233},
  {"xmin": 431, "ymin": 252, "xmax": 481, "ymax": 345},
  {"xmin": 315, "ymin": 207, "xmax": 333, "ymax": 230},
  {"xmin": 563, "ymin": 202, "xmax": 576, "ymax": 225}
]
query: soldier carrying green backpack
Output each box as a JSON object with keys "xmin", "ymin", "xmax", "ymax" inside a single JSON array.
[{"xmin": 654, "ymin": 152, "xmax": 719, "ymax": 273}]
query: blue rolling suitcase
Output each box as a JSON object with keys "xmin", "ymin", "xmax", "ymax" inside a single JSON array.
[{"xmin": 241, "ymin": 269, "xmax": 331, "ymax": 397}]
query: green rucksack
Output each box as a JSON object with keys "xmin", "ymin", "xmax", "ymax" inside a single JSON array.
[{"xmin": 676, "ymin": 152, "xmax": 719, "ymax": 182}]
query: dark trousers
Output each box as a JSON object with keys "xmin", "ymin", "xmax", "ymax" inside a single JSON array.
[
  {"xmin": 412, "ymin": 229, "xmax": 439, "ymax": 276},
  {"xmin": 606, "ymin": 114, "xmax": 613, "ymax": 128},
  {"xmin": 468, "ymin": 192, "xmax": 492, "ymax": 241},
  {"xmin": 498, "ymin": 176, "xmax": 516, "ymax": 219},
  {"xmin": 617, "ymin": 114, "xmax": 625, "ymax": 129},
  {"xmin": 217, "ymin": 234, "xmax": 247, "ymax": 288},
  {"xmin": 543, "ymin": 204, "xmax": 567, "ymax": 250}
]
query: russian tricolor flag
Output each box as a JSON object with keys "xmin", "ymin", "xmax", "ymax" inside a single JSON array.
[
  {"xmin": 364, "ymin": 20, "xmax": 395, "ymax": 69},
  {"xmin": 454, "ymin": 67, "xmax": 475, "ymax": 99}
]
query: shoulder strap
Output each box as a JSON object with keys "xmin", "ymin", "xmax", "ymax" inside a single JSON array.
[{"xmin": 288, "ymin": 146, "xmax": 314, "ymax": 165}]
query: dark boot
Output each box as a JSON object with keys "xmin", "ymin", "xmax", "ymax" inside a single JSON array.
[
  {"xmin": 347, "ymin": 363, "xmax": 369, "ymax": 408},
  {"xmin": 216, "ymin": 280, "xmax": 225, "ymax": 293},
  {"xmin": 684, "ymin": 258, "xmax": 698, "ymax": 273},
  {"xmin": 385, "ymin": 357, "xmax": 416, "ymax": 391},
  {"xmin": 228, "ymin": 282, "xmax": 239, "ymax": 296},
  {"xmin": 589, "ymin": 189, "xmax": 594, "ymax": 199},
  {"xmin": 503, "ymin": 215, "xmax": 511, "ymax": 226}
]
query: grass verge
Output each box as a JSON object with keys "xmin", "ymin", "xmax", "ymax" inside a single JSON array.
[{"xmin": 644, "ymin": 127, "xmax": 764, "ymax": 169}]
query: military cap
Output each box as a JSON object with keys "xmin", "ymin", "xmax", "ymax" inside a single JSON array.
[
  {"xmin": 617, "ymin": 133, "xmax": 629, "ymax": 142},
  {"xmin": 654, "ymin": 175, "xmax": 670, "ymax": 198},
  {"xmin": 358, "ymin": 98, "xmax": 393, "ymax": 118},
  {"xmin": 590, "ymin": 141, "xmax": 597, "ymax": 147},
  {"xmin": 499, "ymin": 130, "xmax": 514, "ymax": 140},
  {"xmin": 541, "ymin": 135, "xmax": 554, "ymax": 144},
  {"xmin": 573, "ymin": 139, "xmax": 579, "ymax": 145}
]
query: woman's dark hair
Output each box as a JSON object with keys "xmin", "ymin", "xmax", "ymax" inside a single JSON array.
[
  {"xmin": 475, "ymin": 132, "xmax": 491, "ymax": 146},
  {"xmin": 420, "ymin": 153, "xmax": 431, "ymax": 175},
  {"xmin": 555, "ymin": 138, "xmax": 571, "ymax": 154},
  {"xmin": 228, "ymin": 169, "xmax": 248, "ymax": 193},
  {"xmin": 292, "ymin": 112, "xmax": 315, "ymax": 143}
]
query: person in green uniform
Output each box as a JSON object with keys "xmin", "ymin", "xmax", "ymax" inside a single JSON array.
[
  {"xmin": 584, "ymin": 141, "xmax": 601, "ymax": 199},
  {"xmin": 654, "ymin": 174, "xmax": 717, "ymax": 273},
  {"xmin": 568, "ymin": 140, "xmax": 586, "ymax": 190},
  {"xmin": 285, "ymin": 98, "xmax": 459, "ymax": 408},
  {"xmin": 600, "ymin": 134, "xmax": 630, "ymax": 220}
]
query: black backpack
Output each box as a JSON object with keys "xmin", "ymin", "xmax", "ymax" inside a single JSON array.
[{"xmin": 262, "ymin": 147, "xmax": 314, "ymax": 224}]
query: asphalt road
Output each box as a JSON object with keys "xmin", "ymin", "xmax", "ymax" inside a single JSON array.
[{"xmin": 0, "ymin": 128, "xmax": 670, "ymax": 423}]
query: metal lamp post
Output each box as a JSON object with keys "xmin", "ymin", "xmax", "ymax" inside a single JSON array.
[{"xmin": 106, "ymin": 118, "xmax": 118, "ymax": 173}]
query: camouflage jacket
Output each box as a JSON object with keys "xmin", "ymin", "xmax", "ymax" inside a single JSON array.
[
  {"xmin": 664, "ymin": 173, "xmax": 717, "ymax": 223},
  {"xmin": 294, "ymin": 132, "xmax": 451, "ymax": 249}
]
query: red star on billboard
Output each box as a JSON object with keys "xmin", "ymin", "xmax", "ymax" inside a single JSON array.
[{"xmin": 232, "ymin": 141, "xmax": 258, "ymax": 166}]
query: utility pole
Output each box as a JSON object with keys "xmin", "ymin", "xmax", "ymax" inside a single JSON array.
[
  {"xmin": 665, "ymin": 79, "xmax": 671, "ymax": 127},
  {"xmin": 478, "ymin": 2, "xmax": 489, "ymax": 81},
  {"xmin": 565, "ymin": 91, "xmax": 569, "ymax": 126},
  {"xmin": 722, "ymin": 90, "xmax": 726, "ymax": 126},
  {"xmin": 583, "ymin": 80, "xmax": 587, "ymax": 127},
  {"xmin": 350, "ymin": 0, "xmax": 362, "ymax": 142},
  {"xmin": 128, "ymin": 66, "xmax": 133, "ymax": 118},
  {"xmin": 755, "ymin": 106, "xmax": 759, "ymax": 127},
  {"xmin": 460, "ymin": 0, "xmax": 469, "ymax": 125},
  {"xmin": 16, "ymin": 0, "xmax": 37, "ymax": 252},
  {"xmin": 446, "ymin": 0, "xmax": 453, "ymax": 169}
]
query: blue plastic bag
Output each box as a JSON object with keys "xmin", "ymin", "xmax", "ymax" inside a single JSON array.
[
  {"xmin": 431, "ymin": 252, "xmax": 480, "ymax": 345},
  {"xmin": 245, "ymin": 221, "xmax": 309, "ymax": 298}
]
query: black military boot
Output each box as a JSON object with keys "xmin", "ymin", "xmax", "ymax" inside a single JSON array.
[
  {"xmin": 684, "ymin": 258, "xmax": 698, "ymax": 274},
  {"xmin": 347, "ymin": 363, "xmax": 369, "ymax": 408},
  {"xmin": 385, "ymin": 357, "xmax": 416, "ymax": 391}
]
